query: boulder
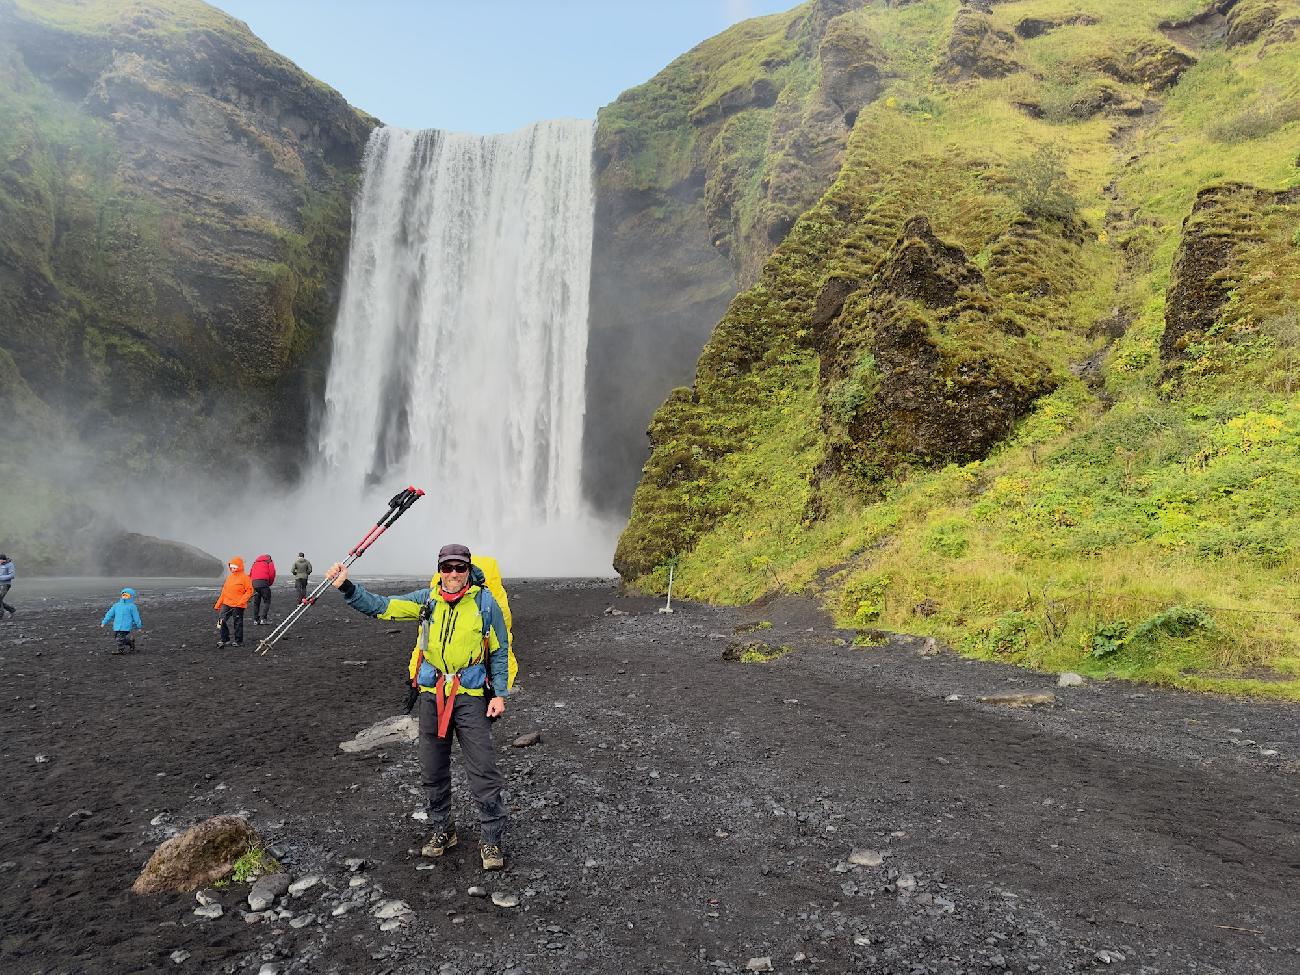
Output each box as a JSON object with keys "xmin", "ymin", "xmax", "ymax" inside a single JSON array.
[
  {"xmin": 338, "ymin": 714, "xmax": 417, "ymax": 753},
  {"xmin": 132, "ymin": 815, "xmax": 259, "ymax": 894}
]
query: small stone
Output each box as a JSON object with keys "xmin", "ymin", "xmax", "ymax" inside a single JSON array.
[
  {"xmin": 373, "ymin": 899, "xmax": 412, "ymax": 920},
  {"xmin": 1057, "ymin": 672, "xmax": 1085, "ymax": 687},
  {"xmin": 244, "ymin": 911, "xmax": 272, "ymax": 924},
  {"xmin": 847, "ymin": 848, "xmax": 883, "ymax": 868},
  {"xmin": 944, "ymin": 694, "xmax": 961, "ymax": 702},
  {"xmin": 287, "ymin": 874, "xmax": 321, "ymax": 896},
  {"xmin": 34, "ymin": 755, "xmax": 49, "ymax": 764},
  {"xmin": 1260, "ymin": 749, "xmax": 1279, "ymax": 757},
  {"xmin": 745, "ymin": 958, "xmax": 774, "ymax": 972},
  {"xmin": 248, "ymin": 873, "xmax": 291, "ymax": 911},
  {"xmin": 344, "ymin": 857, "xmax": 366, "ymax": 872},
  {"xmin": 895, "ymin": 874, "xmax": 917, "ymax": 891},
  {"xmin": 193, "ymin": 903, "xmax": 224, "ymax": 919},
  {"xmin": 257, "ymin": 965, "xmax": 279, "ymax": 975},
  {"xmin": 332, "ymin": 903, "xmax": 354, "ymax": 917},
  {"xmin": 1094, "ymin": 949, "xmax": 1125, "ymax": 964},
  {"xmin": 149, "ymin": 813, "xmax": 169, "ymax": 827},
  {"xmin": 512, "ymin": 731, "xmax": 542, "ymax": 748},
  {"xmin": 793, "ymin": 952, "xmax": 807, "ymax": 963},
  {"xmin": 468, "ymin": 885, "xmax": 488, "ymax": 897},
  {"xmin": 349, "ymin": 875, "xmax": 367, "ymax": 887},
  {"xmin": 412, "ymin": 809, "xmax": 429, "ymax": 821},
  {"xmin": 380, "ymin": 918, "xmax": 404, "ymax": 932},
  {"xmin": 289, "ymin": 913, "xmax": 316, "ymax": 929},
  {"xmin": 194, "ymin": 889, "xmax": 220, "ymax": 907},
  {"xmin": 170, "ymin": 949, "xmax": 191, "ymax": 964},
  {"xmin": 853, "ymin": 934, "xmax": 871, "ymax": 946},
  {"xmin": 491, "ymin": 891, "xmax": 520, "ymax": 908}
]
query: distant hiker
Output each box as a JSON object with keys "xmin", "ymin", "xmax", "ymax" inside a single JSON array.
[
  {"xmin": 0, "ymin": 554, "xmax": 13, "ymax": 619},
  {"xmin": 101, "ymin": 587, "xmax": 143, "ymax": 654},
  {"xmin": 215, "ymin": 557, "xmax": 253, "ymax": 647},
  {"xmin": 291, "ymin": 552, "xmax": 313, "ymax": 603},
  {"xmin": 249, "ymin": 553, "xmax": 276, "ymax": 625},
  {"xmin": 327, "ymin": 542, "xmax": 511, "ymax": 871}
]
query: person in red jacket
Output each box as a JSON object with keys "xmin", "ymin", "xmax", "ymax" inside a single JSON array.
[
  {"xmin": 215, "ymin": 557, "xmax": 254, "ymax": 647},
  {"xmin": 249, "ymin": 553, "xmax": 276, "ymax": 625}
]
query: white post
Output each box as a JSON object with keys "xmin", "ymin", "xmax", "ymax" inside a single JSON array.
[{"xmin": 659, "ymin": 563, "xmax": 675, "ymax": 614}]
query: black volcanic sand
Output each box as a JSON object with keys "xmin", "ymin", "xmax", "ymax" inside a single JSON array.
[{"xmin": 1, "ymin": 580, "xmax": 1298, "ymax": 975}]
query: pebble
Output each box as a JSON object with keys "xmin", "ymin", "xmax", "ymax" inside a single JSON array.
[
  {"xmin": 289, "ymin": 913, "xmax": 316, "ymax": 929},
  {"xmin": 746, "ymin": 958, "xmax": 774, "ymax": 972},
  {"xmin": 149, "ymin": 813, "xmax": 169, "ymax": 826},
  {"xmin": 895, "ymin": 874, "xmax": 917, "ymax": 891},
  {"xmin": 944, "ymin": 694, "xmax": 961, "ymax": 702},
  {"xmin": 332, "ymin": 903, "xmax": 354, "ymax": 917},
  {"xmin": 847, "ymin": 848, "xmax": 883, "ymax": 868},
  {"xmin": 380, "ymin": 918, "xmax": 404, "ymax": 932},
  {"xmin": 491, "ymin": 891, "xmax": 521, "ymax": 908},
  {"xmin": 349, "ymin": 875, "xmax": 368, "ymax": 887},
  {"xmin": 193, "ymin": 903, "xmax": 224, "ymax": 919},
  {"xmin": 194, "ymin": 889, "xmax": 220, "ymax": 907},
  {"xmin": 288, "ymin": 875, "xmax": 322, "ymax": 896},
  {"xmin": 468, "ymin": 885, "xmax": 488, "ymax": 897},
  {"xmin": 34, "ymin": 754, "xmax": 49, "ymax": 764},
  {"xmin": 1057, "ymin": 672, "xmax": 1085, "ymax": 687},
  {"xmin": 344, "ymin": 857, "xmax": 366, "ymax": 872},
  {"xmin": 244, "ymin": 911, "xmax": 273, "ymax": 924},
  {"xmin": 513, "ymin": 731, "xmax": 542, "ymax": 747},
  {"xmin": 1094, "ymin": 949, "xmax": 1125, "ymax": 964},
  {"xmin": 170, "ymin": 949, "xmax": 191, "ymax": 964},
  {"xmin": 257, "ymin": 965, "xmax": 279, "ymax": 975}
]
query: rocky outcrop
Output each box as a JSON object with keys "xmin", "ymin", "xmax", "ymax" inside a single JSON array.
[
  {"xmin": 1162, "ymin": 182, "xmax": 1300, "ymax": 362},
  {"xmin": 584, "ymin": 1, "xmax": 880, "ymax": 515},
  {"xmin": 816, "ymin": 217, "xmax": 1053, "ymax": 482},
  {"xmin": 0, "ymin": 1, "xmax": 376, "ymax": 486},
  {"xmin": 940, "ymin": 8, "xmax": 1021, "ymax": 82},
  {"xmin": 1014, "ymin": 14, "xmax": 1098, "ymax": 39},
  {"xmin": 93, "ymin": 532, "xmax": 222, "ymax": 577},
  {"xmin": 1094, "ymin": 41, "xmax": 1195, "ymax": 91}
]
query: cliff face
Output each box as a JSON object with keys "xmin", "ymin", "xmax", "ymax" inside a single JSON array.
[
  {"xmin": 618, "ymin": 0, "xmax": 1300, "ymax": 695},
  {"xmin": 0, "ymin": 0, "xmax": 375, "ymax": 483},
  {"xmin": 583, "ymin": 0, "xmax": 881, "ymax": 515},
  {"xmin": 0, "ymin": 0, "xmax": 375, "ymax": 570}
]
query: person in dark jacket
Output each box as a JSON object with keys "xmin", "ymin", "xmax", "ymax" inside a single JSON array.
[
  {"xmin": 0, "ymin": 554, "xmax": 14, "ymax": 619},
  {"xmin": 291, "ymin": 552, "xmax": 313, "ymax": 603},
  {"xmin": 249, "ymin": 554, "xmax": 276, "ymax": 625},
  {"xmin": 101, "ymin": 587, "xmax": 143, "ymax": 654}
]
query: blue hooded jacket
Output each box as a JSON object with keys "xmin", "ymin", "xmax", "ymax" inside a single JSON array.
[{"xmin": 101, "ymin": 588, "xmax": 143, "ymax": 631}]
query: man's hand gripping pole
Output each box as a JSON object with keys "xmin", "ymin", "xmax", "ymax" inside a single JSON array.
[{"xmin": 256, "ymin": 486, "xmax": 424, "ymax": 655}]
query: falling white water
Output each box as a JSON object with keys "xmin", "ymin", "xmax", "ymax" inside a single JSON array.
[{"xmin": 306, "ymin": 120, "xmax": 617, "ymax": 575}]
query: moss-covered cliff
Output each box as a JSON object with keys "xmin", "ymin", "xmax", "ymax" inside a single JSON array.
[
  {"xmin": 619, "ymin": 0, "xmax": 1300, "ymax": 698},
  {"xmin": 584, "ymin": 0, "xmax": 883, "ymax": 514},
  {"xmin": 0, "ymin": 0, "xmax": 375, "ymax": 569}
]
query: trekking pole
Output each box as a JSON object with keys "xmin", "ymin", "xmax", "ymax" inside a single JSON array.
[{"xmin": 255, "ymin": 486, "xmax": 425, "ymax": 655}]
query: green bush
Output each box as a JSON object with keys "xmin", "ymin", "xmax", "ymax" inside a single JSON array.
[{"xmin": 1006, "ymin": 146, "xmax": 1078, "ymax": 222}]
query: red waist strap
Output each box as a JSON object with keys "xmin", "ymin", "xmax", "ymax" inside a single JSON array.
[{"xmin": 435, "ymin": 674, "xmax": 461, "ymax": 738}]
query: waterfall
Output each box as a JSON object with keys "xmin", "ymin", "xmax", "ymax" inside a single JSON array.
[{"xmin": 314, "ymin": 120, "xmax": 612, "ymax": 574}]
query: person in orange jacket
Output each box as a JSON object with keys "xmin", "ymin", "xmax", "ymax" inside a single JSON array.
[{"xmin": 214, "ymin": 556, "xmax": 254, "ymax": 648}]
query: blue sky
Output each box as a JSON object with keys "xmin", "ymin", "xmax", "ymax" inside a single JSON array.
[{"xmin": 210, "ymin": 0, "xmax": 801, "ymax": 134}]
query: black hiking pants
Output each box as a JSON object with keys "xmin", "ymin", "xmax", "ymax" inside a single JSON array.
[
  {"xmin": 294, "ymin": 578, "xmax": 308, "ymax": 602},
  {"xmin": 0, "ymin": 583, "xmax": 13, "ymax": 614},
  {"xmin": 218, "ymin": 606, "xmax": 244, "ymax": 645},
  {"xmin": 113, "ymin": 630, "xmax": 135, "ymax": 653},
  {"xmin": 251, "ymin": 581, "xmax": 272, "ymax": 623},
  {"xmin": 417, "ymin": 691, "xmax": 507, "ymax": 845}
]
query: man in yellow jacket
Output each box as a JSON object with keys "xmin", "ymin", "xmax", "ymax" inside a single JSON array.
[{"xmin": 327, "ymin": 543, "xmax": 510, "ymax": 871}]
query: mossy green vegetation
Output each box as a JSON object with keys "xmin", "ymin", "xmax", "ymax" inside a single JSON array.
[{"xmin": 619, "ymin": 0, "xmax": 1300, "ymax": 699}]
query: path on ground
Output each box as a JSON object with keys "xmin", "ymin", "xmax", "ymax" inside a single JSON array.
[{"xmin": 0, "ymin": 580, "xmax": 1297, "ymax": 974}]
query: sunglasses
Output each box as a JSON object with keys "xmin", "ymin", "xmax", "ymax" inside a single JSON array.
[{"xmin": 439, "ymin": 562, "xmax": 469, "ymax": 573}]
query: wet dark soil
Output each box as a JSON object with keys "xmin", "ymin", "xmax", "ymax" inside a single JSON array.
[{"xmin": 1, "ymin": 580, "xmax": 1298, "ymax": 975}]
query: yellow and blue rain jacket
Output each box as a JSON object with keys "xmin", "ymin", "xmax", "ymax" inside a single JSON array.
[{"xmin": 342, "ymin": 567, "xmax": 509, "ymax": 697}]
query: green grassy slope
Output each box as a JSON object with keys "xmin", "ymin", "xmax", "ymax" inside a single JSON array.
[{"xmin": 618, "ymin": 0, "xmax": 1300, "ymax": 699}]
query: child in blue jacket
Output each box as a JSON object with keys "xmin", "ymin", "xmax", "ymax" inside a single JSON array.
[{"xmin": 101, "ymin": 587, "xmax": 143, "ymax": 654}]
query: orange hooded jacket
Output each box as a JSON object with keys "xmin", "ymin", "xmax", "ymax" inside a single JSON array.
[{"xmin": 215, "ymin": 556, "xmax": 254, "ymax": 610}]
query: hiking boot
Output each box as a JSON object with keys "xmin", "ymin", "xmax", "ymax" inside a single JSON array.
[
  {"xmin": 231, "ymin": 642, "xmax": 241, "ymax": 648},
  {"xmin": 421, "ymin": 827, "xmax": 458, "ymax": 858},
  {"xmin": 480, "ymin": 843, "xmax": 505, "ymax": 871},
  {"xmin": 216, "ymin": 641, "xmax": 227, "ymax": 648}
]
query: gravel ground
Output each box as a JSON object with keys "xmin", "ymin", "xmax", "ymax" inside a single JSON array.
[{"xmin": 0, "ymin": 578, "xmax": 1297, "ymax": 975}]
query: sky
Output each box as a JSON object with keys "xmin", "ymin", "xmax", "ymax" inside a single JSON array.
[{"xmin": 210, "ymin": 0, "xmax": 801, "ymax": 134}]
